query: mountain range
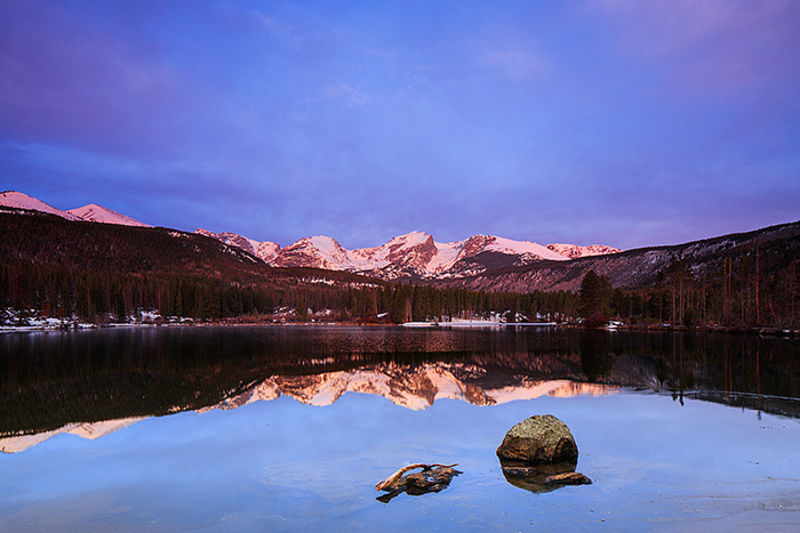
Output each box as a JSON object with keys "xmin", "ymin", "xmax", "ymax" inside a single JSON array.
[
  {"xmin": 0, "ymin": 190, "xmax": 151, "ymax": 227},
  {"xmin": 196, "ymin": 228, "xmax": 621, "ymax": 280},
  {"xmin": 0, "ymin": 190, "xmax": 620, "ymax": 280},
  {"xmin": 3, "ymin": 190, "xmax": 798, "ymax": 304},
  {"xmin": 434, "ymin": 218, "xmax": 800, "ymax": 292}
]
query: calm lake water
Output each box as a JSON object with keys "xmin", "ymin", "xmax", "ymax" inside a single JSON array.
[{"xmin": 1, "ymin": 326, "xmax": 799, "ymax": 531}]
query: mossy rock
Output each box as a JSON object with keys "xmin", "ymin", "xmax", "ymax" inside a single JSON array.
[{"xmin": 496, "ymin": 414, "xmax": 578, "ymax": 463}]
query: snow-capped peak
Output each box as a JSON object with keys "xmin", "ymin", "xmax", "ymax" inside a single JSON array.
[
  {"xmin": 387, "ymin": 230, "xmax": 430, "ymax": 246},
  {"xmin": 308, "ymin": 235, "xmax": 348, "ymax": 257},
  {"xmin": 275, "ymin": 235, "xmax": 351, "ymax": 270},
  {"xmin": 0, "ymin": 190, "xmax": 82, "ymax": 220},
  {"xmin": 67, "ymin": 203, "xmax": 151, "ymax": 227},
  {"xmin": 1, "ymin": 191, "xmax": 151, "ymax": 227},
  {"xmin": 201, "ymin": 226, "xmax": 620, "ymax": 279},
  {"xmin": 346, "ymin": 231, "xmax": 437, "ymax": 273}
]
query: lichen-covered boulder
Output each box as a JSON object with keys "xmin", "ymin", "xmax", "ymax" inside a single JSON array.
[{"xmin": 496, "ymin": 414, "xmax": 578, "ymax": 463}]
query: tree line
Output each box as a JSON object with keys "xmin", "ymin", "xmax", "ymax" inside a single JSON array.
[
  {"xmin": 1, "ymin": 212, "xmax": 797, "ymax": 327},
  {"xmin": 0, "ymin": 259, "xmax": 580, "ymax": 324},
  {"xmin": 579, "ymin": 248, "xmax": 799, "ymax": 329},
  {"xmin": 2, "ymin": 255, "xmax": 797, "ymax": 328}
]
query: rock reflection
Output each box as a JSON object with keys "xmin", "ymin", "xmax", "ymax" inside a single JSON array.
[{"xmin": 499, "ymin": 459, "xmax": 583, "ymax": 494}]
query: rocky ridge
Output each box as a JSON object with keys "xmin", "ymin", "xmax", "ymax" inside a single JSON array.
[
  {"xmin": 196, "ymin": 229, "xmax": 620, "ymax": 280},
  {"xmin": 0, "ymin": 190, "xmax": 620, "ymax": 280}
]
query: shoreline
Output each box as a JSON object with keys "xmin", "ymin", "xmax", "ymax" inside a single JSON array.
[{"xmin": 1, "ymin": 320, "xmax": 797, "ymax": 337}]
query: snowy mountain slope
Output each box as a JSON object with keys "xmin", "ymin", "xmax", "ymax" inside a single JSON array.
[
  {"xmin": 546, "ymin": 243, "xmax": 621, "ymax": 259},
  {"xmin": 195, "ymin": 228, "xmax": 281, "ymax": 262},
  {"xmin": 349, "ymin": 231, "xmax": 437, "ymax": 271},
  {"xmin": 272, "ymin": 235, "xmax": 352, "ymax": 269},
  {"xmin": 201, "ymin": 228, "xmax": 620, "ymax": 279},
  {"xmin": 435, "ymin": 219, "xmax": 800, "ymax": 292},
  {"xmin": 3, "ymin": 190, "xmax": 620, "ymax": 279},
  {"xmin": 348, "ymin": 231, "xmax": 442, "ymax": 277},
  {"xmin": 67, "ymin": 203, "xmax": 151, "ymax": 227},
  {"xmin": 255, "ymin": 241, "xmax": 281, "ymax": 262},
  {"xmin": 1, "ymin": 191, "xmax": 150, "ymax": 226},
  {"xmin": 478, "ymin": 235, "xmax": 568, "ymax": 261},
  {"xmin": 0, "ymin": 190, "xmax": 82, "ymax": 220}
]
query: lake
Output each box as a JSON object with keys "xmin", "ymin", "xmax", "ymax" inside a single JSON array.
[{"xmin": 1, "ymin": 326, "xmax": 799, "ymax": 531}]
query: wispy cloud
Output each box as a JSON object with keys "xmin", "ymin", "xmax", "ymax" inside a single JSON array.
[
  {"xmin": 0, "ymin": 1, "xmax": 188, "ymax": 156},
  {"xmin": 478, "ymin": 45, "xmax": 551, "ymax": 81},
  {"xmin": 1, "ymin": 0, "xmax": 797, "ymax": 249},
  {"xmin": 590, "ymin": 0, "xmax": 800, "ymax": 92},
  {"xmin": 248, "ymin": 9, "xmax": 294, "ymax": 35},
  {"xmin": 321, "ymin": 83, "xmax": 371, "ymax": 107}
]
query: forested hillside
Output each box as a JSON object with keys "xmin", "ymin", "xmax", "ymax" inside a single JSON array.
[
  {"xmin": 0, "ymin": 210, "xmax": 573, "ymax": 323},
  {"xmin": 435, "ymin": 221, "xmax": 800, "ymax": 328},
  {"xmin": 2, "ymin": 210, "xmax": 798, "ymax": 328}
]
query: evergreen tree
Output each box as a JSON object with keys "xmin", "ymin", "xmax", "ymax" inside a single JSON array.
[{"xmin": 579, "ymin": 270, "xmax": 613, "ymax": 326}]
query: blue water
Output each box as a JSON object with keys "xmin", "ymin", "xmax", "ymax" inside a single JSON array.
[{"xmin": 2, "ymin": 388, "xmax": 799, "ymax": 531}]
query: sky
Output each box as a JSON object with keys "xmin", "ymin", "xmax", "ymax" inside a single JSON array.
[{"xmin": 1, "ymin": 0, "xmax": 799, "ymax": 250}]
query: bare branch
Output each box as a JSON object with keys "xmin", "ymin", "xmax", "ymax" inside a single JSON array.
[{"xmin": 375, "ymin": 463, "xmax": 458, "ymax": 491}]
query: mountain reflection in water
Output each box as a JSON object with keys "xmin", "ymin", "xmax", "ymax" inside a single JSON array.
[
  {"xmin": 1, "ymin": 326, "xmax": 798, "ymax": 453},
  {"xmin": 1, "ymin": 369, "xmax": 616, "ymax": 453}
]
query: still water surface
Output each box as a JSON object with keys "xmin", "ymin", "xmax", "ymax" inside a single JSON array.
[{"xmin": 1, "ymin": 327, "xmax": 799, "ymax": 531}]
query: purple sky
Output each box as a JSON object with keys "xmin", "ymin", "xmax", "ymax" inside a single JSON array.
[{"xmin": 1, "ymin": 0, "xmax": 799, "ymax": 250}]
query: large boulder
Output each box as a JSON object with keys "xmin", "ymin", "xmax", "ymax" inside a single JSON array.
[{"xmin": 496, "ymin": 414, "xmax": 578, "ymax": 464}]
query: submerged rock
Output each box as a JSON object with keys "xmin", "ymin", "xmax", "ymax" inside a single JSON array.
[
  {"xmin": 376, "ymin": 464, "xmax": 462, "ymax": 503},
  {"xmin": 544, "ymin": 472, "xmax": 592, "ymax": 485},
  {"xmin": 500, "ymin": 466, "xmax": 538, "ymax": 478},
  {"xmin": 496, "ymin": 414, "xmax": 578, "ymax": 463},
  {"xmin": 499, "ymin": 459, "xmax": 588, "ymax": 493}
]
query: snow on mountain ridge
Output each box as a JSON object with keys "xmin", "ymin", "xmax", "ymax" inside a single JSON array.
[
  {"xmin": 195, "ymin": 228, "xmax": 281, "ymax": 262},
  {"xmin": 546, "ymin": 243, "xmax": 621, "ymax": 259},
  {"xmin": 2, "ymin": 191, "xmax": 620, "ymax": 277},
  {"xmin": 485, "ymin": 236, "xmax": 568, "ymax": 261},
  {"xmin": 202, "ymin": 228, "xmax": 620, "ymax": 278},
  {"xmin": 67, "ymin": 203, "xmax": 151, "ymax": 227},
  {"xmin": 255, "ymin": 241, "xmax": 281, "ymax": 262},
  {"xmin": 0, "ymin": 191, "xmax": 149, "ymax": 226},
  {"xmin": 273, "ymin": 235, "xmax": 352, "ymax": 270},
  {"xmin": 0, "ymin": 190, "xmax": 82, "ymax": 220}
]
